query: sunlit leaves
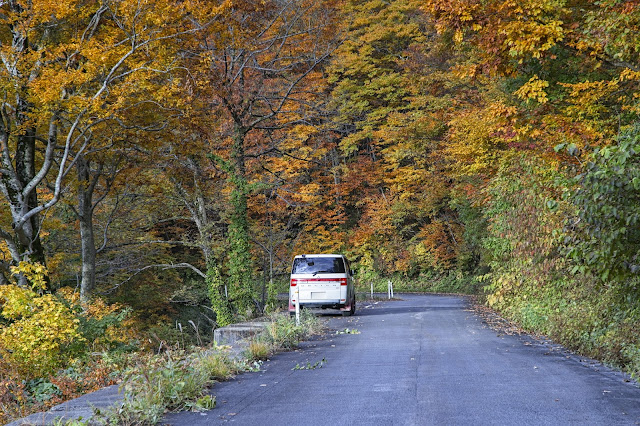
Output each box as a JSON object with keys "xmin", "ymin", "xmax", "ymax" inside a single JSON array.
[
  {"xmin": 515, "ymin": 75, "xmax": 550, "ymax": 104},
  {"xmin": 445, "ymin": 102, "xmax": 516, "ymax": 178},
  {"xmin": 0, "ymin": 263, "xmax": 83, "ymax": 377}
]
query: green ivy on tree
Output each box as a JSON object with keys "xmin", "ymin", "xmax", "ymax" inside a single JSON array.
[{"xmin": 206, "ymin": 264, "xmax": 234, "ymax": 327}]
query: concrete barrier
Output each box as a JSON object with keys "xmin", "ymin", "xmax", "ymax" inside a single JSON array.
[{"xmin": 213, "ymin": 319, "xmax": 270, "ymax": 346}]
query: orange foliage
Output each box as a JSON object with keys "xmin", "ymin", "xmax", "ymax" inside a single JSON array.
[{"xmin": 419, "ymin": 221, "xmax": 463, "ymax": 269}]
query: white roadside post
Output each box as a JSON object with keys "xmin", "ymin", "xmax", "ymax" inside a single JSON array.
[
  {"xmin": 295, "ymin": 286, "xmax": 300, "ymax": 326},
  {"xmin": 390, "ymin": 280, "xmax": 394, "ymax": 298},
  {"xmin": 370, "ymin": 282, "xmax": 374, "ymax": 299},
  {"xmin": 387, "ymin": 280, "xmax": 391, "ymax": 299}
]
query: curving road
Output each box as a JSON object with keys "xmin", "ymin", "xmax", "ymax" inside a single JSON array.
[{"xmin": 163, "ymin": 294, "xmax": 640, "ymax": 425}]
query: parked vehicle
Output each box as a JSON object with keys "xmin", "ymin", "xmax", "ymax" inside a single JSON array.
[{"xmin": 288, "ymin": 254, "xmax": 356, "ymax": 316}]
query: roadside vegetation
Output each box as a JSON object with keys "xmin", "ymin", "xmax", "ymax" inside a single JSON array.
[
  {"xmin": 93, "ymin": 310, "xmax": 322, "ymax": 425},
  {"xmin": 0, "ymin": 0, "xmax": 639, "ymax": 422},
  {"xmin": 1, "ymin": 303, "xmax": 322, "ymax": 425}
]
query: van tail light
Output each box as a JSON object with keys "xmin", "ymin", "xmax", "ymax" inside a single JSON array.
[
  {"xmin": 339, "ymin": 278, "xmax": 347, "ymax": 286},
  {"xmin": 290, "ymin": 279, "xmax": 298, "ymax": 287}
]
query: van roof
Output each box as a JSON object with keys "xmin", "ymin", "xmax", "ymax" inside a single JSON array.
[{"xmin": 293, "ymin": 254, "xmax": 343, "ymax": 258}]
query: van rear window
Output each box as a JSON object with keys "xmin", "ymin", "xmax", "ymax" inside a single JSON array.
[{"xmin": 292, "ymin": 257, "xmax": 346, "ymax": 274}]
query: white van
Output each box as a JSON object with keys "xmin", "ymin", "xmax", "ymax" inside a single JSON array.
[{"xmin": 288, "ymin": 254, "xmax": 356, "ymax": 316}]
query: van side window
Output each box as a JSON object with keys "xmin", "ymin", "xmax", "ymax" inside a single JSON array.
[{"xmin": 292, "ymin": 257, "xmax": 346, "ymax": 274}]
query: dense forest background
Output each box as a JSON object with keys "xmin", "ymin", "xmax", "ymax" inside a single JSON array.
[{"xmin": 1, "ymin": 0, "xmax": 639, "ymax": 415}]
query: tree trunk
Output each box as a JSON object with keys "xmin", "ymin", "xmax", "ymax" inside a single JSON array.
[
  {"xmin": 76, "ymin": 154, "xmax": 97, "ymax": 302},
  {"xmin": 14, "ymin": 107, "xmax": 47, "ymax": 267},
  {"xmin": 227, "ymin": 124, "xmax": 255, "ymax": 314}
]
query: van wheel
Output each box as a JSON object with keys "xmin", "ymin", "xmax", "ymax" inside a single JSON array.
[{"xmin": 342, "ymin": 296, "xmax": 356, "ymax": 316}]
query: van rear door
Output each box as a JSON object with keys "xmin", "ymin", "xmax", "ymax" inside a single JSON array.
[
  {"xmin": 293, "ymin": 276, "xmax": 346, "ymax": 303},
  {"xmin": 290, "ymin": 256, "xmax": 348, "ymax": 307}
]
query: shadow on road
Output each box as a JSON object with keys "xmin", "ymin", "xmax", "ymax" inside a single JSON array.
[
  {"xmin": 306, "ymin": 296, "xmax": 469, "ymax": 318},
  {"xmin": 354, "ymin": 305, "xmax": 466, "ymax": 316}
]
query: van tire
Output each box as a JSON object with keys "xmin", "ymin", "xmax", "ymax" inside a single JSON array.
[{"xmin": 342, "ymin": 296, "xmax": 356, "ymax": 316}]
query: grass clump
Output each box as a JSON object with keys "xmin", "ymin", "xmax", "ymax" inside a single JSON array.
[
  {"xmin": 99, "ymin": 347, "xmax": 234, "ymax": 425},
  {"xmin": 246, "ymin": 341, "xmax": 271, "ymax": 361},
  {"xmin": 265, "ymin": 310, "xmax": 322, "ymax": 350}
]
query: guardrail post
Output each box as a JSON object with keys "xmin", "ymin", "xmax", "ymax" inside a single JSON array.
[{"xmin": 295, "ymin": 287, "xmax": 300, "ymax": 326}]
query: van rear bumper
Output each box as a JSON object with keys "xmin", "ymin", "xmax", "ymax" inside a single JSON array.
[{"xmin": 288, "ymin": 301, "xmax": 351, "ymax": 312}]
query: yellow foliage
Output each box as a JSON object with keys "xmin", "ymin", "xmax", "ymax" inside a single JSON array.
[
  {"xmin": 57, "ymin": 288, "xmax": 138, "ymax": 352},
  {"xmin": 559, "ymin": 79, "xmax": 622, "ymax": 137},
  {"xmin": 296, "ymin": 183, "xmax": 322, "ymax": 204},
  {"xmin": 619, "ymin": 68, "xmax": 640, "ymax": 82},
  {"xmin": 445, "ymin": 102, "xmax": 517, "ymax": 177},
  {"xmin": 0, "ymin": 285, "xmax": 83, "ymax": 378},
  {"xmin": 515, "ymin": 75, "xmax": 549, "ymax": 104},
  {"xmin": 418, "ymin": 220, "xmax": 462, "ymax": 269},
  {"xmin": 10, "ymin": 261, "xmax": 48, "ymax": 291},
  {"xmin": 501, "ymin": 19, "xmax": 564, "ymax": 60},
  {"xmin": 0, "ymin": 242, "xmax": 10, "ymax": 264}
]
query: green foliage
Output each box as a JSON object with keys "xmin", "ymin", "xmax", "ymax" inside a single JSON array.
[
  {"xmin": 565, "ymin": 124, "xmax": 640, "ymax": 287},
  {"xmin": 2, "ymin": 0, "xmax": 640, "ymax": 416},
  {"xmin": 197, "ymin": 349, "xmax": 237, "ymax": 381},
  {"xmin": 481, "ymin": 156, "xmax": 568, "ymax": 308},
  {"xmin": 206, "ymin": 264, "xmax": 234, "ymax": 327},
  {"xmin": 478, "ymin": 155, "xmax": 640, "ymax": 378},
  {"xmin": 493, "ymin": 276, "xmax": 640, "ymax": 378},
  {"xmin": 292, "ymin": 358, "xmax": 326, "ymax": 370},
  {"xmin": 52, "ymin": 419, "xmax": 89, "ymax": 426},
  {"xmin": 227, "ymin": 179, "xmax": 256, "ymax": 317},
  {"xmin": 97, "ymin": 311, "xmax": 324, "ymax": 424},
  {"xmin": 26, "ymin": 379, "xmax": 62, "ymax": 404},
  {"xmin": 265, "ymin": 315, "xmax": 306, "ymax": 350},
  {"xmin": 335, "ymin": 328, "xmax": 360, "ymax": 335},
  {"xmin": 450, "ymin": 195, "xmax": 489, "ymax": 273},
  {"xmin": 355, "ymin": 269, "xmax": 479, "ymax": 295}
]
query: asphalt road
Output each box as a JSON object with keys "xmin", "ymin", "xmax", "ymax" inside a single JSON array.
[{"xmin": 162, "ymin": 294, "xmax": 640, "ymax": 425}]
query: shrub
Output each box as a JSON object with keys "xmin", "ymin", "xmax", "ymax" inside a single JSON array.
[
  {"xmin": 0, "ymin": 284, "xmax": 83, "ymax": 378},
  {"xmin": 563, "ymin": 125, "xmax": 640, "ymax": 286},
  {"xmin": 58, "ymin": 288, "xmax": 136, "ymax": 353},
  {"xmin": 0, "ymin": 359, "xmax": 27, "ymax": 424}
]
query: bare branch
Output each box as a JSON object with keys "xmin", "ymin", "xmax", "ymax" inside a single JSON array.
[{"xmin": 102, "ymin": 262, "xmax": 206, "ymax": 295}]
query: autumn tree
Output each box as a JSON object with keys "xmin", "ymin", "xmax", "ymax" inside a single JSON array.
[
  {"xmin": 0, "ymin": 0, "xmax": 227, "ymax": 296},
  {"xmin": 182, "ymin": 0, "xmax": 342, "ymax": 322},
  {"xmin": 320, "ymin": 0, "xmax": 470, "ymax": 275}
]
